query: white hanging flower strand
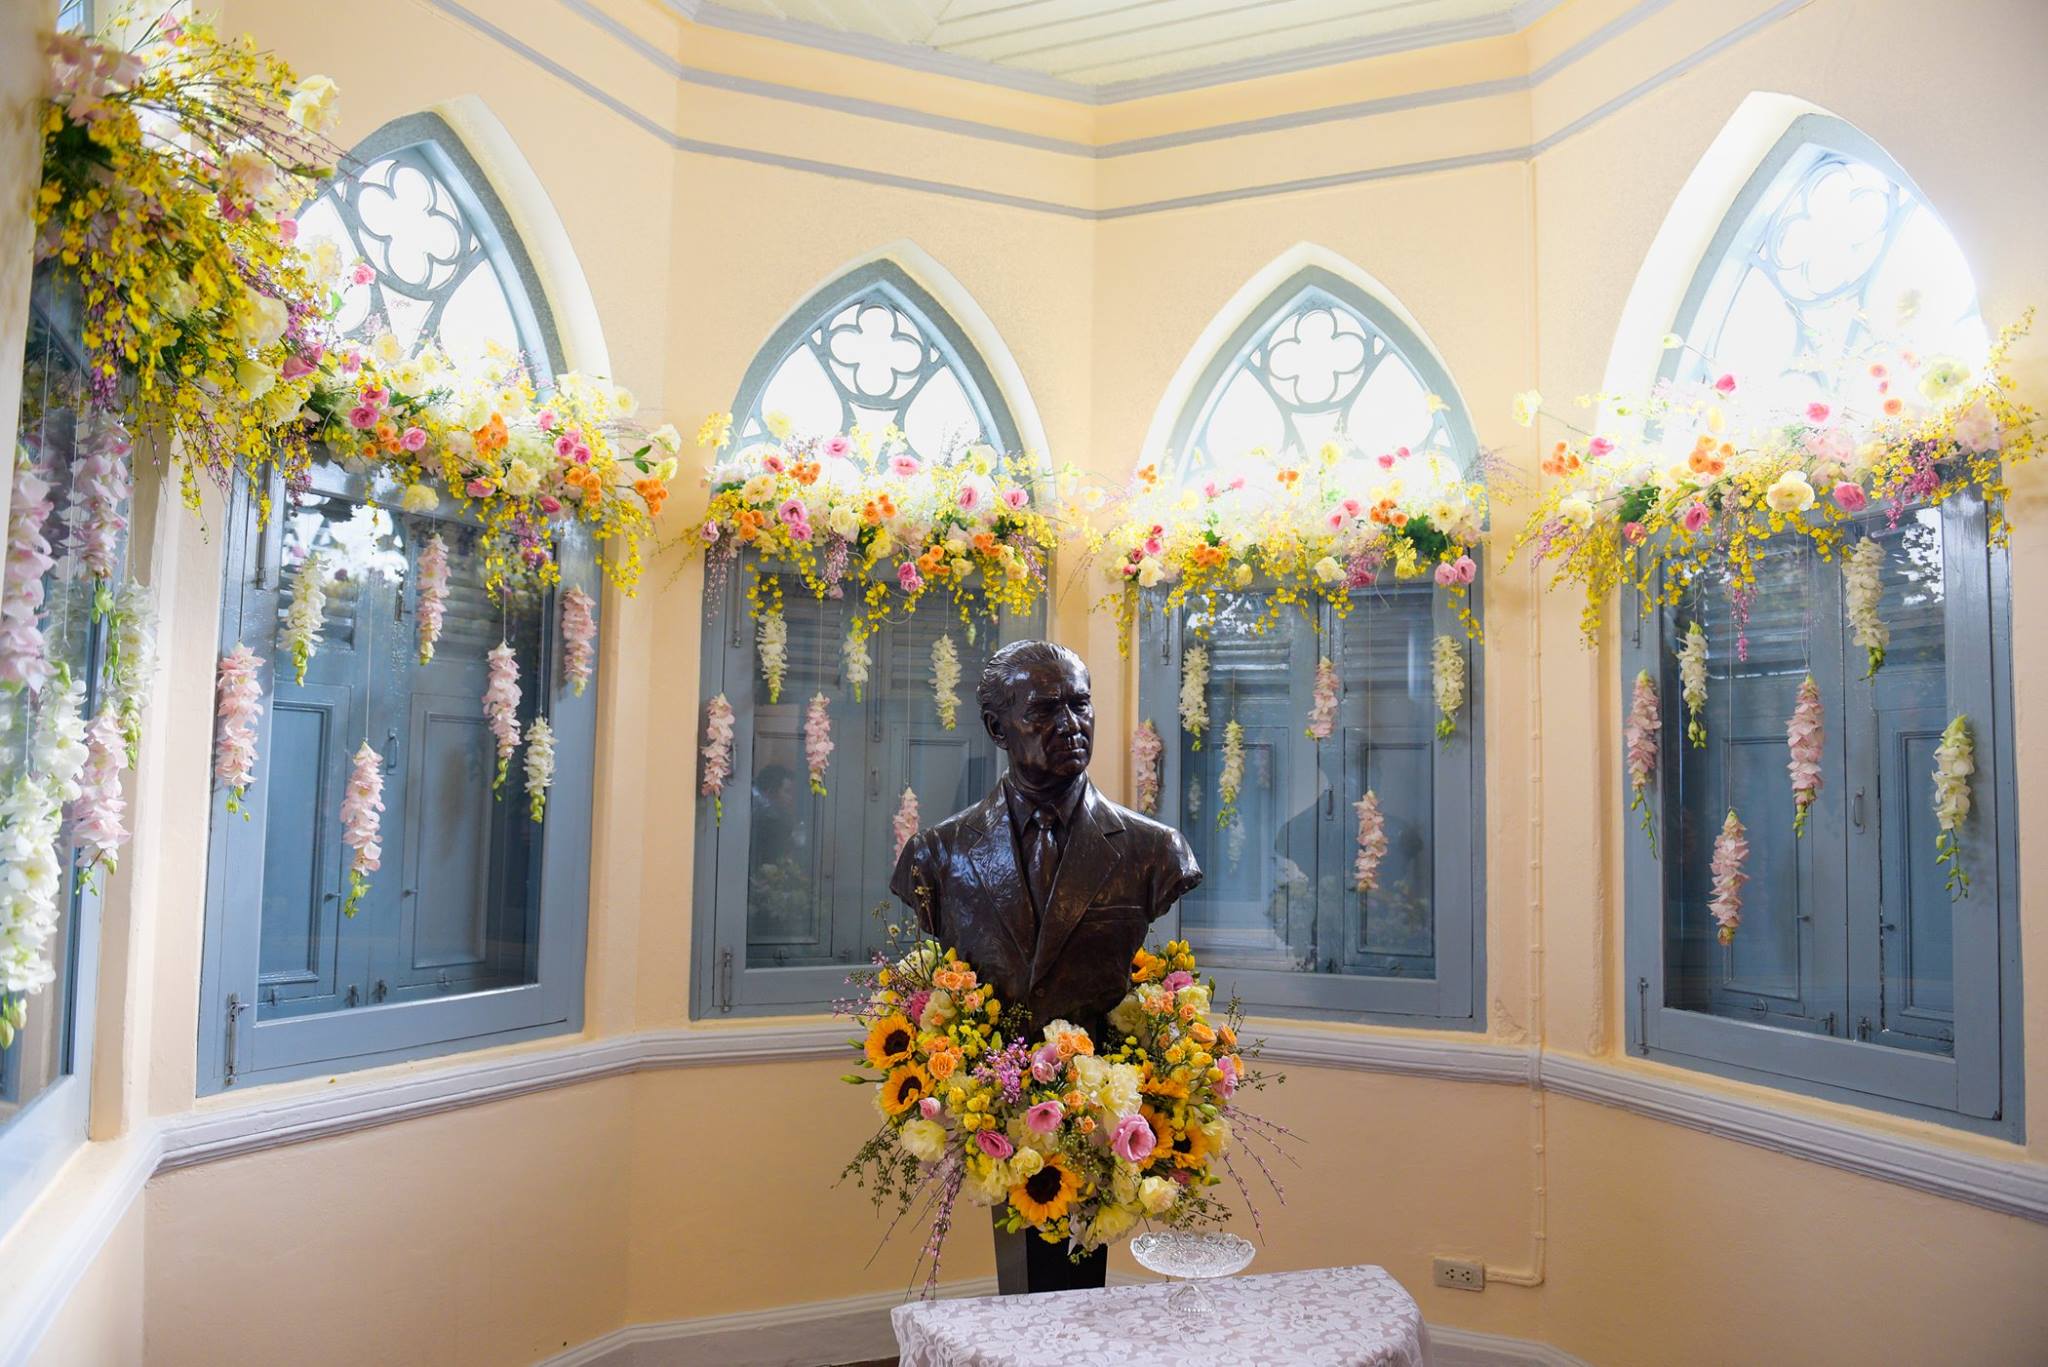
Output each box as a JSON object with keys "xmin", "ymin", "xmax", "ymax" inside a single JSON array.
[
  {"xmin": 1432, "ymin": 634, "xmax": 1466, "ymax": 741},
  {"xmin": 213, "ymin": 644, "xmax": 265, "ymax": 816},
  {"xmin": 1129, "ymin": 719, "xmax": 1163, "ymax": 814},
  {"xmin": 560, "ymin": 585, "xmax": 596, "ymax": 697},
  {"xmin": 281, "ymin": 550, "xmax": 330, "ymax": 686},
  {"xmin": 1678, "ymin": 621, "xmax": 1709, "ymax": 748},
  {"xmin": 1933, "ymin": 715, "xmax": 1974, "ymax": 899},
  {"xmin": 804, "ymin": 692, "xmax": 834, "ymax": 795},
  {"xmin": 415, "ymin": 532, "xmax": 449, "ymax": 665},
  {"xmin": 1787, "ymin": 675, "xmax": 1824, "ymax": 838},
  {"xmin": 1226, "ymin": 813, "xmax": 1246, "ymax": 869},
  {"xmin": 843, "ymin": 627, "xmax": 871, "ymax": 704},
  {"xmin": 1844, "ymin": 537, "xmax": 1889, "ymax": 679},
  {"xmin": 63, "ymin": 414, "xmax": 131, "ymax": 588},
  {"xmin": 0, "ymin": 452, "xmax": 57, "ymax": 693},
  {"xmin": 1709, "ymin": 809, "xmax": 1748, "ymax": 946},
  {"xmin": 892, "ymin": 786, "xmax": 920, "ymax": 861},
  {"xmin": 107, "ymin": 580, "xmax": 158, "ymax": 767},
  {"xmin": 1625, "ymin": 670, "xmax": 1660, "ymax": 855},
  {"xmin": 700, "ymin": 693, "xmax": 736, "ymax": 823},
  {"xmin": 931, "ymin": 634, "xmax": 961, "ymax": 731},
  {"xmin": 1305, "ymin": 657, "xmax": 1339, "ymax": 740},
  {"xmin": 484, "ymin": 640, "xmax": 522, "ymax": 792},
  {"xmin": 1217, "ymin": 719, "xmax": 1245, "ymax": 830},
  {"xmin": 339, "ymin": 741, "xmax": 384, "ymax": 918},
  {"xmin": 1179, "ymin": 644, "xmax": 1209, "ymax": 751},
  {"xmin": 757, "ymin": 605, "xmax": 788, "ymax": 704},
  {"xmin": 70, "ymin": 703, "xmax": 128, "ymax": 889},
  {"xmin": 1353, "ymin": 791, "xmax": 1387, "ymax": 893},
  {"xmin": 523, "ymin": 717, "xmax": 555, "ymax": 824},
  {"xmin": 36, "ymin": 670, "xmax": 89, "ymax": 812},
  {"xmin": 0, "ymin": 672, "xmax": 90, "ymax": 1037}
]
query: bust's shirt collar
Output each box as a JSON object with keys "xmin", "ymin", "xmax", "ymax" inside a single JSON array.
[{"xmin": 1002, "ymin": 774, "xmax": 1086, "ymax": 836}]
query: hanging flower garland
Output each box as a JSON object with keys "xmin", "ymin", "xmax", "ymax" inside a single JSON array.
[
  {"xmin": 1933, "ymin": 715, "xmax": 1974, "ymax": 899},
  {"xmin": 758, "ymin": 605, "xmax": 788, "ymax": 705},
  {"xmin": 339, "ymin": 741, "xmax": 384, "ymax": 917},
  {"xmin": 1709, "ymin": 810, "xmax": 1748, "ymax": 946},
  {"xmin": 1432, "ymin": 634, "xmax": 1466, "ymax": 741},
  {"xmin": 1217, "ymin": 720, "xmax": 1245, "ymax": 830},
  {"xmin": 1179, "ymin": 644, "xmax": 1209, "ymax": 750},
  {"xmin": 106, "ymin": 580, "xmax": 158, "ymax": 767},
  {"xmin": 1624, "ymin": 671, "xmax": 1660, "ymax": 854},
  {"xmin": 892, "ymin": 786, "xmax": 920, "ymax": 861},
  {"xmin": 559, "ymin": 585, "xmax": 596, "ymax": 697},
  {"xmin": 843, "ymin": 627, "xmax": 871, "ymax": 704},
  {"xmin": 484, "ymin": 641, "xmax": 522, "ymax": 791},
  {"xmin": 1677, "ymin": 621, "xmax": 1709, "ymax": 748},
  {"xmin": 1843, "ymin": 537, "xmax": 1888, "ymax": 679},
  {"xmin": 1305, "ymin": 657, "xmax": 1339, "ymax": 740},
  {"xmin": 804, "ymin": 693, "xmax": 834, "ymax": 796},
  {"xmin": 0, "ymin": 453, "xmax": 56, "ymax": 693},
  {"xmin": 700, "ymin": 693, "xmax": 735, "ymax": 824},
  {"xmin": 1353, "ymin": 791, "xmax": 1386, "ymax": 893},
  {"xmin": 281, "ymin": 550, "xmax": 330, "ymax": 686},
  {"xmin": 931, "ymin": 634, "xmax": 961, "ymax": 731},
  {"xmin": 36, "ymin": 670, "xmax": 89, "ymax": 812},
  {"xmin": 524, "ymin": 718, "xmax": 555, "ymax": 824},
  {"xmin": 70, "ymin": 703, "xmax": 127, "ymax": 889},
  {"xmin": 1787, "ymin": 676, "xmax": 1824, "ymax": 838},
  {"xmin": 0, "ymin": 672, "xmax": 90, "ymax": 1038},
  {"xmin": 62, "ymin": 414, "xmax": 131, "ymax": 590},
  {"xmin": 415, "ymin": 533, "xmax": 449, "ymax": 665},
  {"xmin": 213, "ymin": 645, "xmax": 264, "ymax": 815},
  {"xmin": 1129, "ymin": 719, "xmax": 1163, "ymax": 814}
]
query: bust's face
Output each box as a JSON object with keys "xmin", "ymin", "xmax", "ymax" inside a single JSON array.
[{"xmin": 986, "ymin": 653, "xmax": 1094, "ymax": 784}]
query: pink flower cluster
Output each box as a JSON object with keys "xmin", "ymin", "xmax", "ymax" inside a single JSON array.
[
  {"xmin": 415, "ymin": 533, "xmax": 449, "ymax": 665},
  {"xmin": 62, "ymin": 417, "xmax": 132, "ymax": 582},
  {"xmin": 1353, "ymin": 790, "xmax": 1386, "ymax": 893},
  {"xmin": 1129, "ymin": 719, "xmax": 1163, "ymax": 814},
  {"xmin": 1709, "ymin": 810, "xmax": 1749, "ymax": 945},
  {"xmin": 804, "ymin": 692, "xmax": 834, "ymax": 796},
  {"xmin": 69, "ymin": 704, "xmax": 128, "ymax": 874},
  {"xmin": 339, "ymin": 741, "xmax": 385, "ymax": 917},
  {"xmin": 560, "ymin": 585, "xmax": 596, "ymax": 697},
  {"xmin": 700, "ymin": 694, "xmax": 736, "ymax": 823},
  {"xmin": 1625, "ymin": 671, "xmax": 1660, "ymax": 853},
  {"xmin": 483, "ymin": 641, "xmax": 522, "ymax": 789},
  {"xmin": 0, "ymin": 456, "xmax": 57, "ymax": 692},
  {"xmin": 892, "ymin": 786, "xmax": 920, "ymax": 861},
  {"xmin": 1305, "ymin": 658, "xmax": 1340, "ymax": 741},
  {"xmin": 213, "ymin": 645, "xmax": 265, "ymax": 810},
  {"xmin": 1786, "ymin": 675, "xmax": 1824, "ymax": 837},
  {"xmin": 1431, "ymin": 555, "xmax": 1478, "ymax": 588}
]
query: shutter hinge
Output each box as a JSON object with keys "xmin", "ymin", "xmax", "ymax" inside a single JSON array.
[
  {"xmin": 1635, "ymin": 976, "xmax": 1649, "ymax": 1055},
  {"xmin": 1857, "ymin": 1016, "xmax": 1873, "ymax": 1042},
  {"xmin": 223, "ymin": 993, "xmax": 251, "ymax": 1086},
  {"xmin": 719, "ymin": 948, "xmax": 734, "ymax": 1014},
  {"xmin": 1823, "ymin": 1011, "xmax": 1837, "ymax": 1035}
]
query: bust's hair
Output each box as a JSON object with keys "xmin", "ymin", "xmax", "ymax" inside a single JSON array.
[{"xmin": 977, "ymin": 639, "xmax": 1086, "ymax": 721}]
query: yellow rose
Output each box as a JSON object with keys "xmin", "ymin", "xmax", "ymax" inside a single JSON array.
[
  {"xmin": 1764, "ymin": 471, "xmax": 1816, "ymax": 514},
  {"xmin": 1231, "ymin": 564, "xmax": 1253, "ymax": 588},
  {"xmin": 1559, "ymin": 496, "xmax": 1595, "ymax": 529},
  {"xmin": 1137, "ymin": 1175, "xmax": 1177, "ymax": 1215},
  {"xmin": 898, "ymin": 1118, "xmax": 947, "ymax": 1163},
  {"xmin": 1087, "ymin": 1203, "xmax": 1137, "ymax": 1245}
]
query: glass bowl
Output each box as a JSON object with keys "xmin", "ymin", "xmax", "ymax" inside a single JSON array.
[{"xmin": 1129, "ymin": 1232, "xmax": 1255, "ymax": 1314}]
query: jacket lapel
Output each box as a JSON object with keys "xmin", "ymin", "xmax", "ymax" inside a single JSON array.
[
  {"xmin": 1029, "ymin": 782, "xmax": 1125, "ymax": 989},
  {"xmin": 955, "ymin": 786, "xmax": 1034, "ymax": 972}
]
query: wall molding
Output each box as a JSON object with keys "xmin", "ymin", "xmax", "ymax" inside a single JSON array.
[{"xmin": 0, "ymin": 1129, "xmax": 161, "ymax": 1367}]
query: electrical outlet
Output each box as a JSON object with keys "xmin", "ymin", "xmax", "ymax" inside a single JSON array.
[{"xmin": 1432, "ymin": 1257, "xmax": 1485, "ymax": 1291}]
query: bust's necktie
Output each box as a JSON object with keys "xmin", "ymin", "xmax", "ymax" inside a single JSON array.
[{"xmin": 1024, "ymin": 803, "xmax": 1059, "ymax": 935}]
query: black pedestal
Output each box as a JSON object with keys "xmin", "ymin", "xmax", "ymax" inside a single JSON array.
[{"xmin": 992, "ymin": 1211, "xmax": 1108, "ymax": 1294}]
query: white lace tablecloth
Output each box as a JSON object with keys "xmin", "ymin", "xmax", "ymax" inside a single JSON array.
[{"xmin": 891, "ymin": 1264, "xmax": 1430, "ymax": 1367}]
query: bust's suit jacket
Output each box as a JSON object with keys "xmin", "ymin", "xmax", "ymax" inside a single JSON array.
[{"xmin": 890, "ymin": 778, "xmax": 1201, "ymax": 1034}]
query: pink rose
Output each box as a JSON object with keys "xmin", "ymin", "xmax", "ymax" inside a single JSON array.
[
  {"xmin": 1340, "ymin": 498, "xmax": 1362, "ymax": 517},
  {"xmin": 1831, "ymin": 482, "xmax": 1869, "ymax": 512},
  {"xmin": 762, "ymin": 453, "xmax": 786, "ymax": 474},
  {"xmin": 1396, "ymin": 446, "xmax": 1411, "ymax": 460},
  {"xmin": 1031, "ymin": 1042, "xmax": 1063, "ymax": 1083},
  {"xmin": 919, "ymin": 1096, "xmax": 942, "ymax": 1120},
  {"xmin": 539, "ymin": 495, "xmax": 562, "ymax": 515},
  {"xmin": 361, "ymin": 387, "xmax": 387, "ymax": 406},
  {"xmin": 1434, "ymin": 563, "xmax": 1457, "ymax": 588},
  {"xmin": 401, "ymin": 426, "xmax": 428, "ymax": 452},
  {"xmin": 1622, "ymin": 522, "xmax": 1646, "ymax": 545},
  {"xmin": 824, "ymin": 435, "xmax": 852, "ymax": 458},
  {"xmin": 1453, "ymin": 555, "xmax": 1477, "ymax": 584},
  {"xmin": 1377, "ymin": 453, "xmax": 1396, "ymax": 469},
  {"xmin": 1026, "ymin": 1100, "xmax": 1064, "ymax": 1134},
  {"xmin": 348, "ymin": 405, "xmax": 377, "ymax": 430},
  {"xmin": 976, "ymin": 1131, "xmax": 1014, "ymax": 1160},
  {"xmin": 1001, "ymin": 488, "xmax": 1029, "ymax": 511},
  {"xmin": 956, "ymin": 483, "xmax": 983, "ymax": 513},
  {"xmin": 280, "ymin": 354, "xmax": 314, "ymax": 382},
  {"xmin": 889, "ymin": 454, "xmax": 921, "ymax": 478},
  {"xmin": 1201, "ymin": 481, "xmax": 1220, "ymax": 500},
  {"xmin": 789, "ymin": 519, "xmax": 813, "ymax": 543},
  {"xmin": 1162, "ymin": 970, "xmax": 1193, "ymax": 993},
  {"xmin": 573, "ymin": 445, "xmax": 592, "ymax": 465},
  {"xmin": 350, "ymin": 262, "xmax": 375, "ymax": 286},
  {"xmin": 778, "ymin": 497, "xmax": 808, "ymax": 526},
  {"xmin": 1806, "ymin": 402, "xmax": 1831, "ymax": 424},
  {"xmin": 465, "ymin": 478, "xmax": 495, "ymax": 498},
  {"xmin": 277, "ymin": 218, "xmax": 298, "ymax": 245},
  {"xmin": 340, "ymin": 350, "xmax": 363, "ymax": 374},
  {"xmin": 1110, "ymin": 1114, "xmax": 1156, "ymax": 1165},
  {"xmin": 1228, "ymin": 476, "xmax": 1246, "ymax": 491},
  {"xmin": 538, "ymin": 409, "xmax": 557, "ymax": 432},
  {"xmin": 555, "ymin": 434, "xmax": 577, "ymax": 458},
  {"xmin": 1216, "ymin": 1055, "xmax": 1240, "ymax": 1099},
  {"xmin": 1143, "ymin": 536, "xmax": 1164, "ymax": 558},
  {"xmin": 1588, "ymin": 436, "xmax": 1614, "ymax": 458},
  {"xmin": 1681, "ymin": 501, "xmax": 1711, "ymax": 534},
  {"xmin": 1326, "ymin": 511, "xmax": 1346, "ymax": 531},
  {"xmin": 1714, "ymin": 373, "xmax": 1738, "ymax": 395},
  {"xmin": 897, "ymin": 562, "xmax": 924, "ymax": 593}
]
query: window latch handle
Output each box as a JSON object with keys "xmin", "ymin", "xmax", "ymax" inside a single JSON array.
[{"xmin": 1852, "ymin": 788, "xmax": 1866, "ymax": 830}]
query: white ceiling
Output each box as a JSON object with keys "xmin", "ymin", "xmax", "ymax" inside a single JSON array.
[{"xmin": 687, "ymin": 0, "xmax": 1558, "ymax": 97}]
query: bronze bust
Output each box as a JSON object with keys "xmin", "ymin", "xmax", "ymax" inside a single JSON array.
[{"xmin": 889, "ymin": 640, "xmax": 1202, "ymax": 1294}]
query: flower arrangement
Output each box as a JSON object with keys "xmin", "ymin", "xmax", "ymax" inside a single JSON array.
[
  {"xmin": 1709, "ymin": 810, "xmax": 1748, "ymax": 945},
  {"xmin": 1432, "ymin": 634, "xmax": 1466, "ymax": 741},
  {"xmin": 1625, "ymin": 671, "xmax": 1659, "ymax": 854},
  {"xmin": 1129, "ymin": 720, "xmax": 1163, "ymax": 814},
  {"xmin": 1843, "ymin": 537, "xmax": 1888, "ymax": 678},
  {"xmin": 841, "ymin": 935, "xmax": 1280, "ymax": 1293},
  {"xmin": 213, "ymin": 645, "xmax": 264, "ymax": 815},
  {"xmin": 1305, "ymin": 657, "xmax": 1339, "ymax": 741},
  {"xmin": 1179, "ymin": 644, "xmax": 1209, "ymax": 750},
  {"xmin": 1933, "ymin": 715, "xmax": 1974, "ymax": 898},
  {"xmin": 524, "ymin": 717, "xmax": 555, "ymax": 824},
  {"xmin": 415, "ymin": 533, "xmax": 449, "ymax": 665},
  {"xmin": 70, "ymin": 703, "xmax": 127, "ymax": 887},
  {"xmin": 280, "ymin": 551, "xmax": 329, "ymax": 686},
  {"xmin": 1217, "ymin": 721, "xmax": 1246, "ymax": 830},
  {"xmin": 700, "ymin": 693, "xmax": 735, "ymax": 823},
  {"xmin": 1353, "ymin": 791, "xmax": 1386, "ymax": 893},
  {"xmin": 339, "ymin": 740, "xmax": 383, "ymax": 917},
  {"xmin": 1504, "ymin": 318, "xmax": 2038, "ymax": 651},
  {"xmin": 483, "ymin": 641, "xmax": 521, "ymax": 790},
  {"xmin": 1677, "ymin": 621, "xmax": 1708, "ymax": 748},
  {"xmin": 1096, "ymin": 444, "xmax": 1486, "ymax": 649},
  {"xmin": 931, "ymin": 634, "xmax": 962, "ymax": 732},
  {"xmin": 559, "ymin": 586, "xmax": 597, "ymax": 697},
  {"xmin": 1787, "ymin": 676, "xmax": 1824, "ymax": 838},
  {"xmin": 892, "ymin": 786, "xmax": 921, "ymax": 861},
  {"xmin": 757, "ymin": 606, "xmax": 787, "ymax": 704},
  {"xmin": 804, "ymin": 693, "xmax": 833, "ymax": 796},
  {"xmin": 843, "ymin": 627, "xmax": 871, "ymax": 704}
]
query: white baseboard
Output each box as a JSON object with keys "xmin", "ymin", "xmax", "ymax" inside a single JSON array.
[{"xmin": 1430, "ymin": 1325, "xmax": 1593, "ymax": 1367}]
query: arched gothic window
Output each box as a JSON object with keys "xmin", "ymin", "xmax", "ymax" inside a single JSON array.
[{"xmin": 1624, "ymin": 115, "xmax": 2018, "ymax": 1136}]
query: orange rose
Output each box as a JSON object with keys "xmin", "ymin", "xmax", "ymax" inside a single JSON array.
[{"xmin": 474, "ymin": 414, "xmax": 508, "ymax": 456}]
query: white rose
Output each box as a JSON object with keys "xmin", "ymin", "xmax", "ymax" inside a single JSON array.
[
  {"xmin": 1201, "ymin": 1119, "xmax": 1233, "ymax": 1156},
  {"xmin": 828, "ymin": 505, "xmax": 860, "ymax": 539},
  {"xmin": 1087, "ymin": 1203, "xmax": 1137, "ymax": 1245},
  {"xmin": 374, "ymin": 332, "xmax": 405, "ymax": 365},
  {"xmin": 287, "ymin": 75, "xmax": 342, "ymax": 134},
  {"xmin": 231, "ymin": 293, "xmax": 289, "ymax": 351},
  {"xmin": 765, "ymin": 411, "xmax": 793, "ymax": 440},
  {"xmin": 502, "ymin": 460, "xmax": 541, "ymax": 496},
  {"xmin": 1135, "ymin": 557, "xmax": 1164, "ymax": 589},
  {"xmin": 898, "ymin": 1118, "xmax": 947, "ymax": 1163},
  {"xmin": 1559, "ymin": 496, "xmax": 1594, "ymax": 529},
  {"xmin": 1137, "ymin": 1175, "xmax": 1177, "ymax": 1215},
  {"xmin": 965, "ymin": 1162, "xmax": 1009, "ymax": 1205},
  {"xmin": 1313, "ymin": 556, "xmax": 1343, "ymax": 584},
  {"xmin": 1764, "ymin": 471, "xmax": 1816, "ymax": 515}
]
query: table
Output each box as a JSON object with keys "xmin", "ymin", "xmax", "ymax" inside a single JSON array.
[{"xmin": 892, "ymin": 1263, "xmax": 1430, "ymax": 1367}]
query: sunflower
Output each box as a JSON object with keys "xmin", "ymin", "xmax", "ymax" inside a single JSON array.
[
  {"xmin": 1140, "ymin": 1063, "xmax": 1189, "ymax": 1102},
  {"xmin": 1009, "ymin": 1154, "xmax": 1081, "ymax": 1226},
  {"xmin": 864, "ymin": 1013, "xmax": 916, "ymax": 1069},
  {"xmin": 880, "ymin": 1061, "xmax": 933, "ymax": 1116},
  {"xmin": 1159, "ymin": 1117, "xmax": 1211, "ymax": 1170},
  {"xmin": 1138, "ymin": 1102, "xmax": 1179, "ymax": 1169}
]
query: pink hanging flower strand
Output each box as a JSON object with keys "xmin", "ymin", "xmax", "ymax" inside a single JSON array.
[
  {"xmin": 804, "ymin": 692, "xmax": 833, "ymax": 796},
  {"xmin": 1624, "ymin": 670, "xmax": 1660, "ymax": 855},
  {"xmin": 0, "ymin": 453, "xmax": 57, "ymax": 693},
  {"xmin": 1353, "ymin": 790, "xmax": 1386, "ymax": 893},
  {"xmin": 69, "ymin": 703, "xmax": 128, "ymax": 888},
  {"xmin": 63, "ymin": 415, "xmax": 131, "ymax": 587},
  {"xmin": 1129, "ymin": 719, "xmax": 1163, "ymax": 814},
  {"xmin": 700, "ymin": 693, "xmax": 735, "ymax": 823},
  {"xmin": 1305, "ymin": 657, "xmax": 1340, "ymax": 741},
  {"xmin": 483, "ymin": 641, "xmax": 522, "ymax": 791},
  {"xmin": 560, "ymin": 585, "xmax": 596, "ymax": 697},
  {"xmin": 1709, "ymin": 810, "xmax": 1749, "ymax": 945},
  {"xmin": 1787, "ymin": 675, "xmax": 1824, "ymax": 838},
  {"xmin": 892, "ymin": 786, "xmax": 920, "ymax": 861},
  {"xmin": 415, "ymin": 532, "xmax": 449, "ymax": 665},
  {"xmin": 339, "ymin": 741, "xmax": 384, "ymax": 918},
  {"xmin": 213, "ymin": 644, "xmax": 264, "ymax": 816}
]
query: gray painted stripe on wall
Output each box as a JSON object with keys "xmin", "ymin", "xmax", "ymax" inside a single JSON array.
[{"xmin": 435, "ymin": 0, "xmax": 1812, "ymax": 221}]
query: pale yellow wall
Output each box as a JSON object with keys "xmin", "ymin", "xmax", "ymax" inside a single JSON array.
[
  {"xmin": 9, "ymin": 0, "xmax": 2048, "ymax": 1364},
  {"xmin": 28, "ymin": 1202, "xmax": 143, "ymax": 1367}
]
